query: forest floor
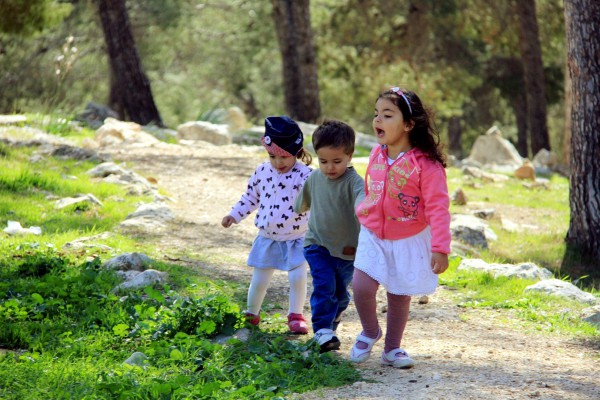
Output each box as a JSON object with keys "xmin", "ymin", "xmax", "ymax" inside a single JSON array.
[{"xmin": 104, "ymin": 139, "xmax": 599, "ymax": 400}]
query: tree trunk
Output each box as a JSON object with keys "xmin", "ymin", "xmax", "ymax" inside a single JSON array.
[
  {"xmin": 562, "ymin": 61, "xmax": 572, "ymax": 166},
  {"xmin": 271, "ymin": 0, "xmax": 321, "ymax": 123},
  {"xmin": 564, "ymin": 0, "xmax": 600, "ymax": 271},
  {"xmin": 513, "ymin": 91, "xmax": 529, "ymax": 158},
  {"xmin": 516, "ymin": 0, "xmax": 550, "ymax": 155},
  {"xmin": 96, "ymin": 0, "xmax": 163, "ymax": 127},
  {"xmin": 447, "ymin": 116, "xmax": 463, "ymax": 159}
]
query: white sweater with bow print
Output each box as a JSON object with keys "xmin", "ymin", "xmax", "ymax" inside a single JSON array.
[{"xmin": 229, "ymin": 161, "xmax": 311, "ymax": 241}]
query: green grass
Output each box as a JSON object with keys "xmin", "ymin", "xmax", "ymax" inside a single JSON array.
[
  {"xmin": 441, "ymin": 257, "xmax": 599, "ymax": 337},
  {"xmin": 0, "ymin": 145, "xmax": 155, "ymax": 242},
  {"xmin": 0, "ymin": 244, "xmax": 359, "ymax": 399},
  {"xmin": 0, "ymin": 123, "xmax": 361, "ymax": 399},
  {"xmin": 445, "ymin": 167, "xmax": 573, "ymax": 278},
  {"xmin": 0, "ymin": 120, "xmax": 597, "ymax": 399}
]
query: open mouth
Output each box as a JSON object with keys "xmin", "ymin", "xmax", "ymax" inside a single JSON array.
[{"xmin": 375, "ymin": 128, "xmax": 385, "ymax": 138}]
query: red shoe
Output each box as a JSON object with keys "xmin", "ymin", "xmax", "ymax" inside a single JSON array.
[
  {"xmin": 287, "ymin": 313, "xmax": 309, "ymax": 334},
  {"xmin": 245, "ymin": 312, "xmax": 260, "ymax": 326}
]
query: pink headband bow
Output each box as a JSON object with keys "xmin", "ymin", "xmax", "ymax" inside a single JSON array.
[{"xmin": 390, "ymin": 87, "xmax": 413, "ymax": 115}]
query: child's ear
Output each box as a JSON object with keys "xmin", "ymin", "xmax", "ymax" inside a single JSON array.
[{"xmin": 404, "ymin": 120, "xmax": 415, "ymax": 132}]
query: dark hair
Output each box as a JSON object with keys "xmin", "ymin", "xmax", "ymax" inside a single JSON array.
[
  {"xmin": 296, "ymin": 148, "xmax": 312, "ymax": 166},
  {"xmin": 379, "ymin": 89, "xmax": 447, "ymax": 167},
  {"xmin": 312, "ymin": 120, "xmax": 356, "ymax": 155}
]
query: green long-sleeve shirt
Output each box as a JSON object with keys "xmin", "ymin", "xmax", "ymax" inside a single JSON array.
[{"xmin": 294, "ymin": 167, "xmax": 365, "ymax": 260}]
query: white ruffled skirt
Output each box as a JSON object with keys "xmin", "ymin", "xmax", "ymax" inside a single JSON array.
[{"xmin": 354, "ymin": 226, "xmax": 438, "ymax": 295}]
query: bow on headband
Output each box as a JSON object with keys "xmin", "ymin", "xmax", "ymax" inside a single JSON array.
[{"xmin": 390, "ymin": 87, "xmax": 413, "ymax": 116}]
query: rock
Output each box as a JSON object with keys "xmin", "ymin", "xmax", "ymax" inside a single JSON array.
[
  {"xmin": 452, "ymin": 188, "xmax": 468, "ymax": 205},
  {"xmin": 214, "ymin": 328, "xmax": 251, "ymax": 345},
  {"xmin": 124, "ymin": 202, "xmax": 174, "ymax": 222},
  {"xmin": 463, "ymin": 126, "xmax": 523, "ymax": 168},
  {"xmin": 103, "ymin": 252, "xmax": 154, "ymax": 271},
  {"xmin": 581, "ymin": 305, "xmax": 600, "ymax": 328},
  {"xmin": 177, "ymin": 121, "xmax": 231, "ymax": 145},
  {"xmin": 51, "ymin": 145, "xmax": 105, "ymax": 162},
  {"xmin": 76, "ymin": 102, "xmax": 118, "ymax": 129},
  {"xmin": 87, "ymin": 162, "xmax": 158, "ymax": 196},
  {"xmin": 62, "ymin": 232, "xmax": 113, "ymax": 251},
  {"xmin": 118, "ymin": 201, "xmax": 175, "ymax": 232},
  {"xmin": 450, "ymin": 214, "xmax": 497, "ymax": 249},
  {"xmin": 524, "ymin": 279, "xmax": 598, "ymax": 304},
  {"xmin": 0, "ymin": 115, "xmax": 27, "ymax": 125},
  {"xmin": 472, "ymin": 208, "xmax": 495, "ymax": 220},
  {"xmin": 458, "ymin": 259, "xmax": 553, "ymax": 281},
  {"xmin": 501, "ymin": 218, "xmax": 539, "ymax": 233},
  {"xmin": 3, "ymin": 221, "xmax": 42, "ymax": 236},
  {"xmin": 532, "ymin": 148, "xmax": 558, "ymax": 170},
  {"xmin": 124, "ymin": 352, "xmax": 148, "ymax": 367},
  {"xmin": 55, "ymin": 193, "xmax": 103, "ymax": 209},
  {"xmin": 94, "ymin": 118, "xmax": 160, "ymax": 147},
  {"xmin": 226, "ymin": 107, "xmax": 250, "ymax": 132},
  {"xmin": 514, "ymin": 160, "xmax": 536, "ymax": 180},
  {"xmin": 112, "ymin": 269, "xmax": 167, "ymax": 292}
]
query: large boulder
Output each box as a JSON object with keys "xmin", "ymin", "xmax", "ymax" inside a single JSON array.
[
  {"xmin": 93, "ymin": 118, "xmax": 160, "ymax": 147},
  {"xmin": 177, "ymin": 121, "xmax": 231, "ymax": 145},
  {"xmin": 463, "ymin": 126, "xmax": 523, "ymax": 168}
]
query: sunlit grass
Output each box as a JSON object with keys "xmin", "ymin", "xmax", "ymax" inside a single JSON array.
[
  {"xmin": 1, "ymin": 127, "xmax": 362, "ymax": 399},
  {"xmin": 0, "ymin": 121, "xmax": 597, "ymax": 399},
  {"xmin": 441, "ymin": 257, "xmax": 599, "ymax": 337},
  {"xmin": 0, "ymin": 145, "xmax": 152, "ymax": 236}
]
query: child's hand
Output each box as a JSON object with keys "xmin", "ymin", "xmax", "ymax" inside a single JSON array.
[
  {"xmin": 431, "ymin": 252, "xmax": 449, "ymax": 274},
  {"xmin": 221, "ymin": 215, "xmax": 236, "ymax": 228}
]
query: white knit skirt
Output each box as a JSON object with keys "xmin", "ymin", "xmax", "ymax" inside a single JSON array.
[{"xmin": 354, "ymin": 226, "xmax": 438, "ymax": 295}]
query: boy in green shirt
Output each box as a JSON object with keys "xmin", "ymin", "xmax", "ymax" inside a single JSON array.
[{"xmin": 294, "ymin": 120, "xmax": 365, "ymax": 352}]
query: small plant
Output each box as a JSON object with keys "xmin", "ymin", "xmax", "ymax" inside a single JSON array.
[
  {"xmin": 0, "ymin": 142, "xmax": 10, "ymax": 157},
  {"xmin": 43, "ymin": 113, "xmax": 75, "ymax": 136},
  {"xmin": 196, "ymin": 107, "xmax": 227, "ymax": 124},
  {"xmin": 174, "ymin": 293, "xmax": 241, "ymax": 337},
  {"xmin": 13, "ymin": 250, "xmax": 67, "ymax": 278}
]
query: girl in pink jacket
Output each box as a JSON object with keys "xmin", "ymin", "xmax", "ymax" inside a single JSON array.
[{"xmin": 350, "ymin": 87, "xmax": 451, "ymax": 369}]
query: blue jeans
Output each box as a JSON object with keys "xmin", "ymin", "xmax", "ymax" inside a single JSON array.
[{"xmin": 304, "ymin": 244, "xmax": 355, "ymax": 332}]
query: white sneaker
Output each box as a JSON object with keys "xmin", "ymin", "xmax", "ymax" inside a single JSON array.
[
  {"xmin": 381, "ymin": 348, "xmax": 414, "ymax": 369},
  {"xmin": 314, "ymin": 328, "xmax": 340, "ymax": 353}
]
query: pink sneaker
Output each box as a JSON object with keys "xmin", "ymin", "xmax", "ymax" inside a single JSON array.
[
  {"xmin": 245, "ymin": 312, "xmax": 260, "ymax": 326},
  {"xmin": 287, "ymin": 313, "xmax": 309, "ymax": 334}
]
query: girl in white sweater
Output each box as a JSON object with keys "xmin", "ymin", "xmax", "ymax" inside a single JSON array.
[{"xmin": 221, "ymin": 116, "xmax": 312, "ymax": 334}]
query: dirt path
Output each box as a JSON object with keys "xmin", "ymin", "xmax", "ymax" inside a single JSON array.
[{"xmin": 107, "ymin": 140, "xmax": 599, "ymax": 400}]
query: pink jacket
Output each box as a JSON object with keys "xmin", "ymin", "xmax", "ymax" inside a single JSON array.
[{"xmin": 356, "ymin": 146, "xmax": 451, "ymax": 254}]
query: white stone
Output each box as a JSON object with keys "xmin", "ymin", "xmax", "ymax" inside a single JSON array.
[
  {"xmin": 525, "ymin": 279, "xmax": 598, "ymax": 304},
  {"xmin": 463, "ymin": 129, "xmax": 523, "ymax": 168},
  {"xmin": 458, "ymin": 259, "xmax": 553, "ymax": 281},
  {"xmin": 113, "ymin": 269, "xmax": 167, "ymax": 292},
  {"xmin": 3, "ymin": 221, "xmax": 42, "ymax": 235},
  {"xmin": 124, "ymin": 352, "xmax": 148, "ymax": 367},
  {"xmin": 95, "ymin": 118, "xmax": 160, "ymax": 147},
  {"xmin": 177, "ymin": 121, "xmax": 231, "ymax": 145},
  {"xmin": 55, "ymin": 193, "xmax": 103, "ymax": 209}
]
